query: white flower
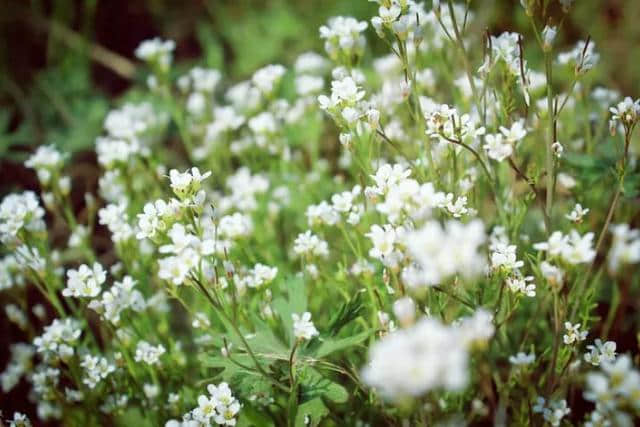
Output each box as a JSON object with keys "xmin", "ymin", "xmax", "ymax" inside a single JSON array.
[
  {"xmin": 295, "ymin": 75, "xmax": 324, "ymax": 96},
  {"xmin": 540, "ymin": 261, "xmax": 564, "ymax": 287},
  {"xmin": 0, "ymin": 191, "xmax": 46, "ymax": 244},
  {"xmin": 552, "ymin": 141, "xmax": 564, "ymax": 158},
  {"xmin": 506, "ymin": 275, "xmax": 536, "ymax": 297},
  {"xmin": 134, "ymin": 37, "xmax": 175, "ymax": 69},
  {"xmin": 509, "ymin": 352, "xmax": 536, "ymax": 366},
  {"xmin": 608, "ymin": 224, "xmax": 640, "ymax": 273},
  {"xmin": 491, "ymin": 243, "xmax": 524, "ymax": 272},
  {"xmin": 292, "ymin": 312, "xmax": 319, "ymax": 340},
  {"xmin": 319, "ymin": 16, "xmax": 368, "ymax": 60},
  {"xmin": 499, "ymin": 120, "xmax": 527, "ymax": 143},
  {"xmin": 406, "ymin": 220, "xmax": 486, "ymax": 286},
  {"xmin": 33, "ymin": 318, "xmax": 82, "ymax": 361},
  {"xmin": 562, "ymin": 230, "xmax": 596, "ymax": 264},
  {"xmin": 252, "ymin": 64, "xmax": 286, "ymax": 95},
  {"xmin": 565, "ymin": 203, "xmax": 589, "ymax": 223},
  {"xmin": 392, "ymin": 297, "xmax": 416, "ymax": 327},
  {"xmin": 168, "ymin": 167, "xmax": 212, "ymax": 198},
  {"xmin": 563, "ymin": 322, "xmax": 588, "ymax": 345},
  {"xmin": 378, "ymin": 4, "xmax": 401, "ymax": 24},
  {"xmin": 293, "ymin": 231, "xmax": 329, "ymax": 258},
  {"xmin": 362, "ymin": 316, "xmax": 475, "ymax": 398},
  {"xmin": 134, "ymin": 341, "xmax": 166, "ymax": 365},
  {"xmin": 366, "ymin": 224, "xmax": 397, "ymax": 259},
  {"xmin": 99, "ymin": 202, "xmax": 134, "ymax": 243},
  {"xmin": 542, "ymin": 26, "xmax": 557, "ymax": 50},
  {"xmin": 80, "ymin": 355, "xmax": 116, "ymax": 388},
  {"xmin": 294, "ymin": 51, "xmax": 329, "ymax": 74},
  {"xmin": 483, "ymin": 133, "xmax": 512, "ymax": 161},
  {"xmin": 584, "ymin": 339, "xmax": 617, "ymax": 366},
  {"xmin": 8, "ymin": 412, "xmax": 31, "ymax": 427},
  {"xmin": 63, "ymin": 263, "xmax": 107, "ymax": 298},
  {"xmin": 24, "ymin": 145, "xmax": 65, "ymax": 184}
]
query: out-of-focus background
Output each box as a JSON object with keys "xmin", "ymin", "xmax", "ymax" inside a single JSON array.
[{"xmin": 1, "ymin": 0, "xmax": 639, "ymax": 167}]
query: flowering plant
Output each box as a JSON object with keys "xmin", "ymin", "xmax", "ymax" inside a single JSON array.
[{"xmin": 2, "ymin": 1, "xmax": 640, "ymax": 426}]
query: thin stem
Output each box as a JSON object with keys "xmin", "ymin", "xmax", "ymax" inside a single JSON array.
[
  {"xmin": 569, "ymin": 130, "xmax": 631, "ymax": 318},
  {"xmin": 432, "ymin": 285, "xmax": 475, "ymax": 310},
  {"xmin": 288, "ymin": 340, "xmax": 299, "ymax": 390},
  {"xmin": 544, "ymin": 52, "xmax": 555, "ymax": 233}
]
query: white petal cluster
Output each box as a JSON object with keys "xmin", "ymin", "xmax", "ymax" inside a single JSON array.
[
  {"xmin": 319, "ymin": 16, "xmax": 368, "ymax": 62},
  {"xmin": 563, "ymin": 321, "xmax": 588, "ymax": 345},
  {"xmin": 134, "ymin": 341, "xmax": 166, "ymax": 365},
  {"xmin": 292, "ymin": 312, "xmax": 319, "ymax": 341},
  {"xmin": 584, "ymin": 339, "xmax": 617, "ymax": 366},
  {"xmin": 362, "ymin": 312, "xmax": 493, "ymax": 399},
  {"xmin": 62, "ymin": 262, "xmax": 107, "ymax": 298},
  {"xmin": 80, "ymin": 354, "xmax": 116, "ymax": 389},
  {"xmin": 534, "ymin": 230, "xmax": 596, "ymax": 264},
  {"xmin": 88, "ymin": 276, "xmax": 146, "ymax": 325},
  {"xmin": 293, "ymin": 231, "xmax": 329, "ymax": 258},
  {"xmin": 584, "ymin": 355, "xmax": 640, "ymax": 423},
  {"xmin": 167, "ymin": 383, "xmax": 240, "ymax": 427},
  {"xmin": 134, "ymin": 37, "xmax": 175, "ymax": 69},
  {"xmin": 99, "ymin": 202, "xmax": 134, "ymax": 243},
  {"xmin": 608, "ymin": 224, "xmax": 640, "ymax": 273},
  {"xmin": 169, "ymin": 167, "xmax": 212, "ymax": 199},
  {"xmin": 33, "ymin": 318, "xmax": 82, "ymax": 362},
  {"xmin": 0, "ymin": 191, "xmax": 46, "ymax": 244},
  {"xmin": 24, "ymin": 145, "xmax": 65, "ymax": 185},
  {"xmin": 406, "ymin": 219, "xmax": 486, "ymax": 286},
  {"xmin": 533, "ymin": 397, "xmax": 571, "ymax": 427}
]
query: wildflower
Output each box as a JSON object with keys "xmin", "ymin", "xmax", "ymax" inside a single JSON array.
[
  {"xmin": 168, "ymin": 167, "xmax": 212, "ymax": 199},
  {"xmin": 293, "ymin": 231, "xmax": 329, "ymax": 258},
  {"xmin": 366, "ymin": 224, "xmax": 398, "ymax": 259},
  {"xmin": 134, "ymin": 37, "xmax": 175, "ymax": 70},
  {"xmin": 63, "ymin": 262, "xmax": 107, "ymax": 298},
  {"xmin": 319, "ymin": 16, "xmax": 368, "ymax": 62},
  {"xmin": 99, "ymin": 202, "xmax": 134, "ymax": 243},
  {"xmin": 608, "ymin": 224, "xmax": 640, "ymax": 273},
  {"xmin": 33, "ymin": 318, "xmax": 82, "ymax": 361},
  {"xmin": 483, "ymin": 134, "xmax": 512, "ymax": 161},
  {"xmin": 506, "ymin": 275, "xmax": 536, "ymax": 297},
  {"xmin": 490, "ymin": 243, "xmax": 524, "ymax": 272},
  {"xmin": 252, "ymin": 64, "xmax": 286, "ymax": 95},
  {"xmin": 584, "ymin": 339, "xmax": 617, "ymax": 366},
  {"xmin": 24, "ymin": 145, "xmax": 65, "ymax": 185},
  {"xmin": 552, "ymin": 141, "xmax": 564, "ymax": 158},
  {"xmin": 609, "ymin": 96, "xmax": 640, "ymax": 128},
  {"xmin": 361, "ymin": 316, "xmax": 474, "ymax": 398},
  {"xmin": 292, "ymin": 312, "xmax": 319, "ymax": 340},
  {"xmin": 509, "ymin": 352, "xmax": 535, "ymax": 366},
  {"xmin": 80, "ymin": 355, "xmax": 116, "ymax": 388},
  {"xmin": 406, "ymin": 219, "xmax": 486, "ymax": 286},
  {"xmin": 542, "ymin": 26, "xmax": 557, "ymax": 51},
  {"xmin": 563, "ymin": 322, "xmax": 588, "ymax": 345},
  {"xmin": 566, "ymin": 203, "xmax": 589, "ymax": 223},
  {"xmin": 134, "ymin": 341, "xmax": 166, "ymax": 365},
  {"xmin": 392, "ymin": 297, "xmax": 416, "ymax": 327},
  {"xmin": 0, "ymin": 191, "xmax": 46, "ymax": 244},
  {"xmin": 8, "ymin": 412, "xmax": 31, "ymax": 427}
]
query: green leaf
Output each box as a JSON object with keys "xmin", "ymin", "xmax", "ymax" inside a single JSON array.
[
  {"xmin": 294, "ymin": 397, "xmax": 329, "ymax": 427},
  {"xmin": 298, "ymin": 366, "xmax": 349, "ymax": 404},
  {"xmin": 314, "ymin": 329, "xmax": 372, "ymax": 358},
  {"xmin": 273, "ymin": 275, "xmax": 308, "ymax": 345}
]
